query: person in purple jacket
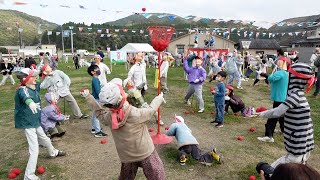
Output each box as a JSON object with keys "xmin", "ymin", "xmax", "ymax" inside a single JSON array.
[
  {"xmin": 41, "ymin": 92, "xmax": 69, "ymax": 140},
  {"xmin": 184, "ymin": 56, "xmax": 207, "ymax": 113}
]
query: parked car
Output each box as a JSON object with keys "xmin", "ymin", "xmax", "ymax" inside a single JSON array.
[{"xmin": 76, "ymin": 49, "xmax": 90, "ymax": 56}]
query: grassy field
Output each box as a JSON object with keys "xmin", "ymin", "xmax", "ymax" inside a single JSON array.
[{"xmin": 0, "ymin": 60, "xmax": 319, "ymax": 180}]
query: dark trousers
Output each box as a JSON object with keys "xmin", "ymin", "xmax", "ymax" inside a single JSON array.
[
  {"xmin": 141, "ymin": 87, "xmax": 146, "ymax": 97},
  {"xmin": 265, "ymin": 101, "xmax": 284, "ymax": 137},
  {"xmin": 178, "ymin": 144, "xmax": 201, "ymax": 160},
  {"xmin": 118, "ymin": 150, "xmax": 165, "ymax": 180},
  {"xmin": 75, "ymin": 63, "xmax": 79, "ymax": 69},
  {"xmin": 314, "ymin": 73, "xmax": 320, "ymax": 96},
  {"xmin": 253, "ymin": 79, "xmax": 269, "ymax": 86}
]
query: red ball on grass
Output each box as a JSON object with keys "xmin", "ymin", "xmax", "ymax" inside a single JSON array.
[
  {"xmin": 149, "ymin": 127, "xmax": 154, "ymax": 132},
  {"xmin": 250, "ymin": 127, "xmax": 255, "ymax": 132},
  {"xmin": 37, "ymin": 166, "xmax": 45, "ymax": 174},
  {"xmin": 11, "ymin": 168, "xmax": 21, "ymax": 175},
  {"xmin": 164, "ymin": 127, "xmax": 169, "ymax": 131},
  {"xmin": 249, "ymin": 175, "xmax": 256, "ymax": 180},
  {"xmin": 7, "ymin": 173, "xmax": 17, "ymax": 179},
  {"xmin": 237, "ymin": 136, "xmax": 243, "ymax": 141},
  {"xmin": 101, "ymin": 139, "xmax": 107, "ymax": 144}
]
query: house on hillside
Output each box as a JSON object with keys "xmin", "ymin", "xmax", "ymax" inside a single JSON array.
[
  {"xmin": 167, "ymin": 32, "xmax": 235, "ymax": 55},
  {"xmin": 235, "ymin": 39, "xmax": 281, "ymax": 56},
  {"xmin": 291, "ymin": 23, "xmax": 320, "ymax": 47}
]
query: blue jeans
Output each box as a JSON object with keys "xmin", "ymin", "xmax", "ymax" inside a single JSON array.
[
  {"xmin": 214, "ymin": 101, "xmax": 224, "ymax": 123},
  {"xmin": 92, "ymin": 111, "xmax": 101, "ymax": 133}
]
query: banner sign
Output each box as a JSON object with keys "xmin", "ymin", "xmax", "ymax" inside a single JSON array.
[{"xmin": 110, "ymin": 51, "xmax": 126, "ymax": 64}]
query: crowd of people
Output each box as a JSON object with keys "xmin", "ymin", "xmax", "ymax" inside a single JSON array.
[{"xmin": 0, "ymin": 46, "xmax": 320, "ymax": 180}]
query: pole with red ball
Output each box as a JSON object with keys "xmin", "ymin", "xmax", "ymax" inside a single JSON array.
[{"xmin": 148, "ymin": 26, "xmax": 175, "ymax": 144}]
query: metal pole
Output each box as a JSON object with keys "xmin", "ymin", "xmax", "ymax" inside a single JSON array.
[
  {"xmin": 47, "ymin": 33, "xmax": 50, "ymax": 44},
  {"xmin": 70, "ymin": 30, "xmax": 74, "ymax": 54},
  {"xmin": 157, "ymin": 51, "xmax": 161, "ymax": 135},
  {"xmin": 18, "ymin": 31, "xmax": 22, "ymax": 48},
  {"xmin": 61, "ymin": 26, "xmax": 65, "ymax": 54}
]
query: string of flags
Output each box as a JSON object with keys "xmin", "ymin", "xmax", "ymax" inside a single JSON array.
[{"xmin": 8, "ymin": 1, "xmax": 320, "ymax": 28}]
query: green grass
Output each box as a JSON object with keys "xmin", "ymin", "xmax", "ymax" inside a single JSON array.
[{"xmin": 0, "ymin": 60, "xmax": 320, "ymax": 179}]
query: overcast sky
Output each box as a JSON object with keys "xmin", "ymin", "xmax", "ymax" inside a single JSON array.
[{"xmin": 0, "ymin": 0, "xmax": 320, "ymax": 27}]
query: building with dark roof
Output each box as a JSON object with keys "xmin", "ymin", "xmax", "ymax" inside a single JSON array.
[
  {"xmin": 235, "ymin": 39, "xmax": 281, "ymax": 56},
  {"xmin": 291, "ymin": 24, "xmax": 320, "ymax": 47}
]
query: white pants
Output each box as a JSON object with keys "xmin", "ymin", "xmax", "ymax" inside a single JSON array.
[
  {"xmin": 24, "ymin": 127, "xmax": 59, "ymax": 180},
  {"xmin": 0, "ymin": 74, "xmax": 15, "ymax": 85},
  {"xmin": 271, "ymin": 152, "xmax": 311, "ymax": 169}
]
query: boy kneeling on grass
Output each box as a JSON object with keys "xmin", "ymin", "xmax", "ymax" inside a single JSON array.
[{"xmin": 166, "ymin": 115, "xmax": 222, "ymax": 166}]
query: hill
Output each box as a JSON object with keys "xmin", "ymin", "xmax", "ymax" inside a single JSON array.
[
  {"xmin": 0, "ymin": 9, "xmax": 57, "ymax": 46},
  {"xmin": 268, "ymin": 14, "xmax": 320, "ymax": 32}
]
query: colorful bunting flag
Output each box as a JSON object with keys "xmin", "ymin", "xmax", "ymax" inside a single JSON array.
[
  {"xmin": 142, "ymin": 13, "xmax": 152, "ymax": 19},
  {"xmin": 38, "ymin": 30, "xmax": 42, "ymax": 34},
  {"xmin": 60, "ymin": 5, "xmax": 70, "ymax": 8},
  {"xmin": 256, "ymin": 32, "xmax": 260, "ymax": 38},
  {"xmin": 123, "ymin": 29, "xmax": 128, "ymax": 32},
  {"xmin": 115, "ymin": 29, "xmax": 119, "ymax": 32},
  {"xmin": 56, "ymin": 32, "xmax": 61, "ymax": 35},
  {"xmin": 69, "ymin": 26, "xmax": 74, "ymax": 30},
  {"xmin": 100, "ymin": 34, "xmax": 105, "ymax": 37},
  {"xmin": 79, "ymin": 5, "xmax": 86, "ymax": 9},
  {"xmin": 47, "ymin": 31, "xmax": 52, "ymax": 35},
  {"xmin": 167, "ymin": 15, "xmax": 176, "ymax": 21},
  {"xmin": 140, "ymin": 30, "xmax": 144, "ymax": 34},
  {"xmin": 40, "ymin": 4, "xmax": 48, "ymax": 8},
  {"xmin": 14, "ymin": 2, "xmax": 27, "ymax": 5},
  {"xmin": 192, "ymin": 17, "xmax": 202, "ymax": 22},
  {"xmin": 106, "ymin": 29, "xmax": 109, "ymax": 34},
  {"xmin": 97, "ymin": 29, "xmax": 102, "ymax": 33},
  {"xmin": 158, "ymin": 15, "xmax": 166, "ymax": 19},
  {"xmin": 78, "ymin": 27, "xmax": 83, "ymax": 32},
  {"xmin": 87, "ymin": 27, "xmax": 92, "ymax": 32}
]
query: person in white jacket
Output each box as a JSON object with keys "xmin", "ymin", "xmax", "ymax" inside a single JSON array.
[
  {"xmin": 160, "ymin": 53, "xmax": 170, "ymax": 93},
  {"xmin": 94, "ymin": 55, "xmax": 111, "ymax": 87},
  {"xmin": 128, "ymin": 52, "xmax": 148, "ymax": 97}
]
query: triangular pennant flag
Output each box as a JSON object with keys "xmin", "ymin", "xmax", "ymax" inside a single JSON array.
[
  {"xmin": 106, "ymin": 29, "xmax": 109, "ymax": 34},
  {"xmin": 262, "ymin": 33, "xmax": 266, "ymax": 37},
  {"xmin": 140, "ymin": 30, "xmax": 144, "ymax": 34},
  {"xmin": 78, "ymin": 27, "xmax": 83, "ymax": 32},
  {"xmin": 132, "ymin": 30, "xmax": 136, "ymax": 33},
  {"xmin": 47, "ymin": 31, "xmax": 52, "ymax": 35},
  {"xmin": 60, "ymin": 5, "xmax": 70, "ymax": 8},
  {"xmin": 40, "ymin": 4, "xmax": 48, "ymax": 8},
  {"xmin": 193, "ymin": 16, "xmax": 202, "ymax": 22},
  {"xmin": 107, "ymin": 34, "xmax": 112, "ymax": 37},
  {"xmin": 281, "ymin": 33, "xmax": 285, "ymax": 36},
  {"xmin": 100, "ymin": 34, "xmax": 105, "ymax": 37},
  {"xmin": 38, "ymin": 30, "xmax": 42, "ymax": 34},
  {"xmin": 288, "ymin": 32, "xmax": 293, "ymax": 36},
  {"xmin": 184, "ymin": 15, "xmax": 193, "ymax": 20},
  {"xmin": 237, "ymin": 33, "xmax": 240, "ymax": 36},
  {"xmin": 79, "ymin": 5, "xmax": 86, "ymax": 9},
  {"xmin": 231, "ymin": 28, "xmax": 236, "ymax": 32},
  {"xmin": 295, "ymin": 32, "xmax": 300, "ymax": 36},
  {"xmin": 87, "ymin": 27, "xmax": 92, "ymax": 32},
  {"xmin": 123, "ymin": 29, "xmax": 128, "ymax": 32},
  {"xmin": 202, "ymin": 18, "xmax": 209, "ymax": 23},
  {"xmin": 302, "ymin": 31, "xmax": 306, "ymax": 36},
  {"xmin": 168, "ymin": 15, "xmax": 176, "ymax": 21},
  {"xmin": 142, "ymin": 13, "xmax": 152, "ymax": 19},
  {"xmin": 69, "ymin": 26, "xmax": 74, "ymax": 30},
  {"xmin": 256, "ymin": 32, "xmax": 260, "ymax": 38},
  {"xmin": 56, "ymin": 32, "xmax": 61, "ymax": 35},
  {"xmin": 97, "ymin": 29, "xmax": 102, "ymax": 33},
  {"xmin": 14, "ymin": 2, "xmax": 27, "ymax": 5},
  {"xmin": 269, "ymin": 33, "xmax": 272, "ymax": 38},
  {"xmin": 244, "ymin": 31, "xmax": 247, "ymax": 38},
  {"xmin": 158, "ymin": 15, "xmax": 166, "ymax": 18},
  {"xmin": 272, "ymin": 34, "xmax": 276, "ymax": 37},
  {"xmin": 115, "ymin": 29, "xmax": 119, "ymax": 32}
]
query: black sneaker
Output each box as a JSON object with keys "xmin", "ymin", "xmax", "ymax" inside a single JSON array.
[
  {"xmin": 215, "ymin": 123, "xmax": 224, "ymax": 128},
  {"xmin": 210, "ymin": 120, "xmax": 218, "ymax": 124},
  {"xmin": 79, "ymin": 114, "xmax": 89, "ymax": 119},
  {"xmin": 50, "ymin": 150, "xmax": 66, "ymax": 158},
  {"xmin": 95, "ymin": 131, "xmax": 107, "ymax": 138},
  {"xmin": 91, "ymin": 129, "xmax": 95, "ymax": 134}
]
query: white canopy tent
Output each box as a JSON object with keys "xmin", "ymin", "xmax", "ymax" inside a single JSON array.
[{"xmin": 120, "ymin": 43, "xmax": 156, "ymax": 53}]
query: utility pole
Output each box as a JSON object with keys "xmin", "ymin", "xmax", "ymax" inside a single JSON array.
[
  {"xmin": 47, "ymin": 32, "xmax": 50, "ymax": 44},
  {"xmin": 16, "ymin": 22, "xmax": 22, "ymax": 48},
  {"xmin": 61, "ymin": 26, "xmax": 65, "ymax": 54},
  {"xmin": 70, "ymin": 29, "xmax": 74, "ymax": 54}
]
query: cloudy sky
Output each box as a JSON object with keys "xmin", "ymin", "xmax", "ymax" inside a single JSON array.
[{"xmin": 0, "ymin": 0, "xmax": 319, "ymax": 27}]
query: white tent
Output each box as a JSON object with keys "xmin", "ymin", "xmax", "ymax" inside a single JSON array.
[{"xmin": 120, "ymin": 43, "xmax": 156, "ymax": 53}]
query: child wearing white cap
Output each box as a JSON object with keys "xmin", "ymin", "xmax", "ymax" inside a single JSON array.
[
  {"xmin": 166, "ymin": 115, "xmax": 222, "ymax": 166},
  {"xmin": 80, "ymin": 78, "xmax": 166, "ymax": 180}
]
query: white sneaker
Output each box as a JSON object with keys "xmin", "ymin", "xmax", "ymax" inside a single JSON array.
[
  {"xmin": 257, "ymin": 136, "xmax": 274, "ymax": 143},
  {"xmin": 198, "ymin": 109, "xmax": 204, "ymax": 113},
  {"xmin": 159, "ymin": 120, "xmax": 164, "ymax": 126},
  {"xmin": 274, "ymin": 129, "xmax": 283, "ymax": 135},
  {"xmin": 237, "ymin": 86, "xmax": 243, "ymax": 89},
  {"xmin": 185, "ymin": 100, "xmax": 191, "ymax": 105}
]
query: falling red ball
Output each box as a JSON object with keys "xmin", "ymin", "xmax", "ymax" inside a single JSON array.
[
  {"xmin": 8, "ymin": 173, "xmax": 17, "ymax": 179},
  {"xmin": 164, "ymin": 127, "xmax": 169, "ymax": 130},
  {"xmin": 237, "ymin": 136, "xmax": 243, "ymax": 141},
  {"xmin": 142, "ymin": 7, "xmax": 146, "ymax": 12},
  {"xmin": 11, "ymin": 168, "xmax": 21, "ymax": 175},
  {"xmin": 101, "ymin": 139, "xmax": 107, "ymax": 144},
  {"xmin": 250, "ymin": 127, "xmax": 255, "ymax": 132},
  {"xmin": 249, "ymin": 175, "xmax": 256, "ymax": 180},
  {"xmin": 149, "ymin": 127, "xmax": 154, "ymax": 132},
  {"xmin": 210, "ymin": 112, "xmax": 214, "ymax": 115},
  {"xmin": 37, "ymin": 166, "xmax": 45, "ymax": 174}
]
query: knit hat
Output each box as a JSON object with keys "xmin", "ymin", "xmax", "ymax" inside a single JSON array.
[
  {"xmin": 99, "ymin": 83, "xmax": 121, "ymax": 106},
  {"xmin": 175, "ymin": 115, "xmax": 185, "ymax": 123},
  {"xmin": 288, "ymin": 63, "xmax": 315, "ymax": 93}
]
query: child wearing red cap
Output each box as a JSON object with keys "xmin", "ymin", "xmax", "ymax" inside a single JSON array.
[{"xmin": 15, "ymin": 68, "xmax": 66, "ymax": 180}]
